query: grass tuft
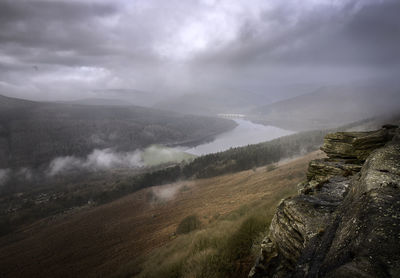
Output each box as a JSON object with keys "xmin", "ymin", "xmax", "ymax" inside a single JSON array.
[{"xmin": 177, "ymin": 214, "xmax": 202, "ymax": 234}]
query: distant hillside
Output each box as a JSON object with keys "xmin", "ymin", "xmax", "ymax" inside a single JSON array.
[
  {"xmin": 249, "ymin": 86, "xmax": 400, "ymax": 131},
  {"xmin": 61, "ymin": 98, "xmax": 134, "ymax": 106},
  {"xmin": 0, "ymin": 95, "xmax": 236, "ymax": 168},
  {"xmin": 90, "ymin": 88, "xmax": 162, "ymax": 107},
  {"xmin": 0, "ymin": 94, "xmax": 37, "ymax": 110},
  {"xmin": 154, "ymin": 87, "xmax": 312, "ymax": 116}
]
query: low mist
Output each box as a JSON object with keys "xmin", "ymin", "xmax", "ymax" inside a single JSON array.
[
  {"xmin": 0, "ymin": 145, "xmax": 194, "ymax": 189},
  {"xmin": 0, "ymin": 168, "xmax": 11, "ymax": 186},
  {"xmin": 47, "ymin": 149, "xmax": 143, "ymax": 176},
  {"xmin": 47, "ymin": 146, "xmax": 194, "ymax": 176},
  {"xmin": 149, "ymin": 182, "xmax": 190, "ymax": 203}
]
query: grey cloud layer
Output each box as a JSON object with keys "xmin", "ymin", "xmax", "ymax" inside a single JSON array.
[
  {"xmin": 0, "ymin": 0, "xmax": 399, "ymax": 101},
  {"xmin": 194, "ymin": 1, "xmax": 400, "ymax": 67}
]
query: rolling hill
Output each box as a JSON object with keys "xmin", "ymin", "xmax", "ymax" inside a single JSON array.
[
  {"xmin": 0, "ymin": 95, "xmax": 236, "ymax": 168},
  {"xmin": 249, "ymin": 86, "xmax": 400, "ymax": 131},
  {"xmin": 154, "ymin": 87, "xmax": 312, "ymax": 116},
  {"xmin": 0, "ymin": 151, "xmax": 322, "ymax": 278},
  {"xmin": 60, "ymin": 98, "xmax": 134, "ymax": 106}
]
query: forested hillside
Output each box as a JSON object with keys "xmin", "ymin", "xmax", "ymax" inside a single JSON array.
[
  {"xmin": 0, "ymin": 128, "xmax": 326, "ymax": 236},
  {"xmin": 86, "ymin": 129, "xmax": 330, "ymax": 205},
  {"xmin": 0, "ymin": 95, "xmax": 236, "ymax": 168}
]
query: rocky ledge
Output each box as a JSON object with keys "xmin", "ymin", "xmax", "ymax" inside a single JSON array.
[{"xmin": 249, "ymin": 125, "xmax": 400, "ymax": 278}]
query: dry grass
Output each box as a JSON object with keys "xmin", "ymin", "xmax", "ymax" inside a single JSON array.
[{"xmin": 0, "ymin": 151, "xmax": 325, "ymax": 278}]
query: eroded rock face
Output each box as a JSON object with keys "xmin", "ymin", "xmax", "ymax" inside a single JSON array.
[
  {"xmin": 304, "ymin": 159, "xmax": 361, "ymax": 193},
  {"xmin": 320, "ymin": 126, "xmax": 396, "ymax": 162},
  {"xmin": 250, "ymin": 126, "xmax": 400, "ymax": 278},
  {"xmin": 316, "ymin": 141, "xmax": 400, "ymax": 278}
]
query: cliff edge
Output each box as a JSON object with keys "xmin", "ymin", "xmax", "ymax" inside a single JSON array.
[{"xmin": 249, "ymin": 125, "xmax": 400, "ymax": 278}]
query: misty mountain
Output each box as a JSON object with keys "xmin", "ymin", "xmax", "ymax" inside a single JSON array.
[
  {"xmin": 0, "ymin": 95, "xmax": 37, "ymax": 110},
  {"xmin": 249, "ymin": 86, "xmax": 400, "ymax": 131},
  {"xmin": 154, "ymin": 86, "xmax": 313, "ymax": 116},
  {"xmin": 60, "ymin": 98, "xmax": 134, "ymax": 106},
  {"xmin": 88, "ymin": 89, "xmax": 163, "ymax": 107},
  {"xmin": 0, "ymin": 95, "xmax": 236, "ymax": 169}
]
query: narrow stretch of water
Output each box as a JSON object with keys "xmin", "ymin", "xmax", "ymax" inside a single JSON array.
[{"xmin": 184, "ymin": 119, "xmax": 294, "ymax": 156}]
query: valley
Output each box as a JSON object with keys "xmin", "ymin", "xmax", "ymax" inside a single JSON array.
[
  {"xmin": 0, "ymin": 151, "xmax": 324, "ymax": 278},
  {"xmin": 1, "ymin": 1, "xmax": 400, "ymax": 277},
  {"xmin": 0, "ymin": 94, "xmax": 236, "ymax": 169}
]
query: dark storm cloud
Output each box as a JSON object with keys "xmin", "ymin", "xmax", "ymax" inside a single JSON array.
[
  {"xmin": 280, "ymin": 0, "xmax": 400, "ymax": 67},
  {"xmin": 0, "ymin": 0, "xmax": 116, "ymax": 22},
  {"xmin": 194, "ymin": 0, "xmax": 400, "ymax": 68},
  {"xmin": 0, "ymin": 0, "xmax": 399, "ymax": 101},
  {"xmin": 344, "ymin": 1, "xmax": 400, "ymax": 66},
  {"xmin": 0, "ymin": 1, "xmax": 119, "ymax": 60}
]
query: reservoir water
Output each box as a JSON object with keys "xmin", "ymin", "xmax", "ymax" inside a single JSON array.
[{"xmin": 185, "ymin": 119, "xmax": 294, "ymax": 156}]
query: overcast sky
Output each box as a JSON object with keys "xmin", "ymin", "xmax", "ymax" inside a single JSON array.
[{"xmin": 0, "ymin": 0, "xmax": 399, "ymax": 102}]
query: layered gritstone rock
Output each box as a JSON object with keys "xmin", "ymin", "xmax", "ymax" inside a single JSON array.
[
  {"xmin": 302, "ymin": 159, "xmax": 361, "ymax": 193},
  {"xmin": 249, "ymin": 126, "xmax": 399, "ymax": 278},
  {"xmin": 320, "ymin": 126, "xmax": 397, "ymax": 161}
]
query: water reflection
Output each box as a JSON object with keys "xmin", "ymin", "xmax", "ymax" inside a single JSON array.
[{"xmin": 185, "ymin": 119, "xmax": 294, "ymax": 156}]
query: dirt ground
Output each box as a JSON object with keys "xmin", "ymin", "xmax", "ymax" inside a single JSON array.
[{"xmin": 0, "ymin": 151, "xmax": 324, "ymax": 278}]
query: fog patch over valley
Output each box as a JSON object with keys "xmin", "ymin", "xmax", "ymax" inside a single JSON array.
[
  {"xmin": 46, "ymin": 149, "xmax": 144, "ymax": 176},
  {"xmin": 149, "ymin": 182, "xmax": 190, "ymax": 203},
  {"xmin": 0, "ymin": 145, "xmax": 194, "ymax": 190},
  {"xmin": 142, "ymin": 145, "xmax": 195, "ymax": 167},
  {"xmin": 0, "ymin": 169, "xmax": 11, "ymax": 186},
  {"xmin": 47, "ymin": 146, "xmax": 194, "ymax": 176}
]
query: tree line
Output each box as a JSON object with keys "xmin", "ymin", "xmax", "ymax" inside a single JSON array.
[{"xmin": 95, "ymin": 129, "xmax": 328, "ymax": 203}]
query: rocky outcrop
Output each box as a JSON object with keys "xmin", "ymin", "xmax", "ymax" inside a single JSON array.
[
  {"xmin": 320, "ymin": 126, "xmax": 397, "ymax": 161},
  {"xmin": 302, "ymin": 159, "xmax": 361, "ymax": 193},
  {"xmin": 250, "ymin": 125, "xmax": 400, "ymax": 278}
]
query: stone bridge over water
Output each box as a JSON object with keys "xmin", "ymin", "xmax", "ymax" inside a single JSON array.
[{"xmin": 217, "ymin": 113, "xmax": 246, "ymax": 119}]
